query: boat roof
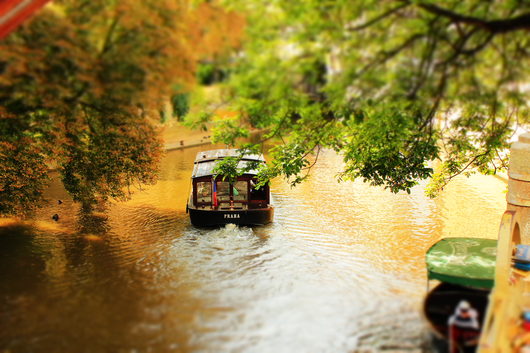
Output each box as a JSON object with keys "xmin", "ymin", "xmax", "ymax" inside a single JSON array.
[
  {"xmin": 192, "ymin": 149, "xmax": 265, "ymax": 178},
  {"xmin": 194, "ymin": 149, "xmax": 264, "ymax": 163},
  {"xmin": 426, "ymin": 237, "xmax": 497, "ymax": 289}
]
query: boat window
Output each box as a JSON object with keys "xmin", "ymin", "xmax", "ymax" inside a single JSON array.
[
  {"xmin": 216, "ymin": 181, "xmax": 230, "ymax": 202},
  {"xmin": 233, "ymin": 181, "xmax": 248, "ymax": 201},
  {"xmin": 250, "ymin": 181, "xmax": 267, "ymax": 200},
  {"xmin": 196, "ymin": 182, "xmax": 211, "ymax": 203}
]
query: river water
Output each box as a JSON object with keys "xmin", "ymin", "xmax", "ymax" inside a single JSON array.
[{"xmin": 0, "ymin": 146, "xmax": 506, "ymax": 353}]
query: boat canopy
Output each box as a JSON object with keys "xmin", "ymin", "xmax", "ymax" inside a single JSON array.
[
  {"xmin": 192, "ymin": 149, "xmax": 265, "ymax": 178},
  {"xmin": 426, "ymin": 237, "xmax": 497, "ymax": 289}
]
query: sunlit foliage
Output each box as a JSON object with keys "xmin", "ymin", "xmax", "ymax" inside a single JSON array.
[
  {"xmin": 207, "ymin": 0, "xmax": 530, "ymax": 195},
  {"xmin": 0, "ymin": 0, "xmax": 244, "ymax": 214}
]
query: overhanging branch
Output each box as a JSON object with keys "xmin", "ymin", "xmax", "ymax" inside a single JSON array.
[
  {"xmin": 347, "ymin": 3, "xmax": 410, "ymax": 31},
  {"xmin": 415, "ymin": 2, "xmax": 530, "ymax": 33}
]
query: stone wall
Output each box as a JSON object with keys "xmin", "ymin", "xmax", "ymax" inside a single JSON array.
[{"xmin": 507, "ymin": 132, "xmax": 530, "ymax": 245}]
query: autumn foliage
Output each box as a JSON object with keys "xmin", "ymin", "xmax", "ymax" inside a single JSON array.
[{"xmin": 0, "ymin": 0, "xmax": 244, "ymax": 214}]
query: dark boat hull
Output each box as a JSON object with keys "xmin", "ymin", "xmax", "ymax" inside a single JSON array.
[
  {"xmin": 423, "ymin": 282, "xmax": 490, "ymax": 352},
  {"xmin": 188, "ymin": 207, "xmax": 274, "ymax": 227}
]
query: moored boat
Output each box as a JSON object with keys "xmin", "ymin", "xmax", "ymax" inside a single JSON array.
[
  {"xmin": 423, "ymin": 237, "xmax": 497, "ymax": 352},
  {"xmin": 186, "ymin": 149, "xmax": 274, "ymax": 227}
]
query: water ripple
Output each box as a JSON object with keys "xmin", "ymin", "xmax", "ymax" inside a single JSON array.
[{"xmin": 0, "ymin": 147, "xmax": 506, "ymax": 353}]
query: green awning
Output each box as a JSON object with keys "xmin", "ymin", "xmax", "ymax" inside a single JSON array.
[{"xmin": 426, "ymin": 237, "xmax": 497, "ymax": 289}]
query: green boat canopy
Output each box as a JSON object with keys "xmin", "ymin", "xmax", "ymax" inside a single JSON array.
[{"xmin": 426, "ymin": 237, "xmax": 497, "ymax": 289}]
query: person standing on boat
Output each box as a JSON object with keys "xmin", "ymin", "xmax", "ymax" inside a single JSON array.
[
  {"xmin": 212, "ymin": 176, "xmax": 218, "ymax": 209},
  {"xmin": 448, "ymin": 300, "xmax": 480, "ymax": 353}
]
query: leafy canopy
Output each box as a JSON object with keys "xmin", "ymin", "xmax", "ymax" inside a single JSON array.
[
  {"xmin": 202, "ymin": 0, "xmax": 529, "ymax": 195},
  {"xmin": 0, "ymin": 0, "xmax": 244, "ymax": 214}
]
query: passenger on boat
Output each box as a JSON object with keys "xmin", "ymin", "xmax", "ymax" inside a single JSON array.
[{"xmin": 448, "ymin": 300, "xmax": 480, "ymax": 353}]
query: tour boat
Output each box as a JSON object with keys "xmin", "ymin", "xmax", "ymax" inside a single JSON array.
[
  {"xmin": 186, "ymin": 149, "xmax": 274, "ymax": 227},
  {"xmin": 423, "ymin": 237, "xmax": 497, "ymax": 352}
]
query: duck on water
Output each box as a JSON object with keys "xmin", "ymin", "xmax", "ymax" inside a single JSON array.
[{"xmin": 186, "ymin": 149, "xmax": 274, "ymax": 227}]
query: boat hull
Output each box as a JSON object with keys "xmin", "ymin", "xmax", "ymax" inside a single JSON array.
[
  {"xmin": 423, "ymin": 282, "xmax": 489, "ymax": 352},
  {"xmin": 188, "ymin": 207, "xmax": 274, "ymax": 227}
]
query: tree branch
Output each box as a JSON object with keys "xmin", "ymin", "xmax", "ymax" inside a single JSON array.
[
  {"xmin": 354, "ymin": 33, "xmax": 424, "ymax": 79},
  {"xmin": 460, "ymin": 32, "xmax": 494, "ymax": 56},
  {"xmin": 347, "ymin": 3, "xmax": 410, "ymax": 31},
  {"xmin": 416, "ymin": 2, "xmax": 530, "ymax": 33},
  {"xmin": 447, "ymin": 152, "xmax": 487, "ymax": 181},
  {"xmin": 100, "ymin": 13, "xmax": 121, "ymax": 57},
  {"xmin": 408, "ymin": 19, "xmax": 441, "ymax": 99}
]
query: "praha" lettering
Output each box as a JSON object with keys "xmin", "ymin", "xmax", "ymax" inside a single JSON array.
[{"xmin": 224, "ymin": 214, "xmax": 240, "ymax": 219}]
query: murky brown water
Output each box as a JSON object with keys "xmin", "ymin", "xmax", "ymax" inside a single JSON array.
[{"xmin": 0, "ymin": 146, "xmax": 506, "ymax": 353}]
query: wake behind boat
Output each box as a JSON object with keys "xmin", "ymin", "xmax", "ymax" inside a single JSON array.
[{"xmin": 186, "ymin": 149, "xmax": 274, "ymax": 227}]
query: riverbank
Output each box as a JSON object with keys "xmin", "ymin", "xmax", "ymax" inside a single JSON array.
[
  {"xmin": 161, "ymin": 120, "xmax": 213, "ymax": 151},
  {"xmin": 161, "ymin": 120, "xmax": 265, "ymax": 152}
]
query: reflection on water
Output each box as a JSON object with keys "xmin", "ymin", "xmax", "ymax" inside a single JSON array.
[{"xmin": 0, "ymin": 147, "xmax": 506, "ymax": 352}]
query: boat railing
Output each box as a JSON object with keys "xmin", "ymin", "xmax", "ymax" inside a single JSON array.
[{"xmin": 194, "ymin": 200, "xmax": 268, "ymax": 210}]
